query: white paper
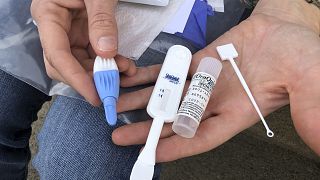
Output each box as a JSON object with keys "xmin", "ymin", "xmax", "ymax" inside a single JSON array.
[
  {"xmin": 162, "ymin": 0, "xmax": 195, "ymax": 34},
  {"xmin": 116, "ymin": 0, "xmax": 185, "ymax": 60},
  {"xmin": 208, "ymin": 0, "xmax": 224, "ymax": 12}
]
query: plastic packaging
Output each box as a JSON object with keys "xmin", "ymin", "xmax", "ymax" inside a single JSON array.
[
  {"xmin": 0, "ymin": 0, "xmax": 52, "ymax": 93},
  {"xmin": 173, "ymin": 57, "xmax": 222, "ymax": 138}
]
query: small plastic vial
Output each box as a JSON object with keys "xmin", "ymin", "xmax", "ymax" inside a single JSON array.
[{"xmin": 172, "ymin": 57, "xmax": 222, "ymax": 138}]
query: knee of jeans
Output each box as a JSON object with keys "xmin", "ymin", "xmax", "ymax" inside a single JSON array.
[
  {"xmin": 32, "ymin": 111, "xmax": 139, "ymax": 179},
  {"xmin": 0, "ymin": 117, "xmax": 32, "ymax": 148}
]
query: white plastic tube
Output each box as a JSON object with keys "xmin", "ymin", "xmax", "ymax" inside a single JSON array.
[{"xmin": 173, "ymin": 57, "xmax": 222, "ymax": 138}]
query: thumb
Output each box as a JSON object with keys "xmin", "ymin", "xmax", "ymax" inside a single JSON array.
[
  {"xmin": 84, "ymin": 0, "xmax": 118, "ymax": 58},
  {"xmin": 290, "ymin": 65, "xmax": 320, "ymax": 156}
]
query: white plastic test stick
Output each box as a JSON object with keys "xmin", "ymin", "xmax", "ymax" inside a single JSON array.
[
  {"xmin": 130, "ymin": 45, "xmax": 192, "ymax": 180},
  {"xmin": 216, "ymin": 44, "xmax": 274, "ymax": 138}
]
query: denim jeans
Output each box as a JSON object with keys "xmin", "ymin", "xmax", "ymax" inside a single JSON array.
[
  {"xmin": 33, "ymin": 96, "xmax": 163, "ymax": 180},
  {"xmin": 0, "ymin": 68, "xmax": 164, "ymax": 180},
  {"xmin": 0, "ymin": 70, "xmax": 50, "ymax": 180}
]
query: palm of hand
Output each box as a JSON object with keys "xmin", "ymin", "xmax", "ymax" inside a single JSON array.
[
  {"xmin": 70, "ymin": 10, "xmax": 95, "ymax": 68},
  {"xmin": 194, "ymin": 13, "xmax": 320, "ymax": 154},
  {"xmin": 113, "ymin": 13, "xmax": 320, "ymax": 161}
]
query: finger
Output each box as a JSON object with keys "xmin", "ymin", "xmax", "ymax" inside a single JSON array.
[
  {"xmin": 37, "ymin": 20, "xmax": 100, "ymax": 106},
  {"xmin": 84, "ymin": 0, "xmax": 118, "ymax": 58},
  {"xmin": 115, "ymin": 55, "xmax": 137, "ymax": 76},
  {"xmin": 155, "ymin": 112, "xmax": 261, "ymax": 162},
  {"xmin": 44, "ymin": 58, "xmax": 93, "ymax": 85},
  {"xmin": 154, "ymin": 83, "xmax": 289, "ymax": 163},
  {"xmin": 78, "ymin": 59, "xmax": 94, "ymax": 75},
  {"xmin": 290, "ymin": 65, "xmax": 320, "ymax": 155},
  {"xmin": 117, "ymin": 80, "xmax": 190, "ymax": 113},
  {"xmin": 87, "ymin": 44, "xmax": 97, "ymax": 59},
  {"xmin": 71, "ymin": 48, "xmax": 95, "ymax": 73},
  {"xmin": 71, "ymin": 48, "xmax": 90, "ymax": 60},
  {"xmin": 87, "ymin": 47, "xmax": 137, "ymax": 76},
  {"xmin": 117, "ymin": 86, "xmax": 154, "ymax": 113},
  {"xmin": 113, "ymin": 111, "xmax": 258, "ymax": 162},
  {"xmin": 43, "ymin": 52, "xmax": 65, "ymax": 82},
  {"xmin": 120, "ymin": 65, "xmax": 162, "ymax": 87},
  {"xmin": 33, "ymin": 2, "xmax": 100, "ymax": 106},
  {"xmin": 114, "ymin": 84, "xmax": 271, "ymax": 162},
  {"xmin": 69, "ymin": 10, "xmax": 89, "ymax": 48},
  {"xmin": 112, "ymin": 120, "xmax": 175, "ymax": 146},
  {"xmin": 49, "ymin": 51, "xmax": 99, "ymax": 106}
]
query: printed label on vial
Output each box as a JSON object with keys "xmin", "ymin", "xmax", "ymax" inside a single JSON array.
[{"xmin": 177, "ymin": 72, "xmax": 216, "ymax": 123}]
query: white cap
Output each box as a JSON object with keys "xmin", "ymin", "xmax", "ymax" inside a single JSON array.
[{"xmin": 94, "ymin": 57, "xmax": 118, "ymax": 73}]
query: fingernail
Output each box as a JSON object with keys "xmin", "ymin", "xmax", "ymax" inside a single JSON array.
[{"xmin": 98, "ymin": 36, "xmax": 117, "ymax": 51}]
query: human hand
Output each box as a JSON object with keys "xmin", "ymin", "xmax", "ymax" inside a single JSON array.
[
  {"xmin": 31, "ymin": 0, "xmax": 135, "ymax": 106},
  {"xmin": 113, "ymin": 0, "xmax": 320, "ymax": 161}
]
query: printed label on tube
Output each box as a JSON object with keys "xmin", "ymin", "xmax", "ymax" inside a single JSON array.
[{"xmin": 177, "ymin": 72, "xmax": 216, "ymax": 123}]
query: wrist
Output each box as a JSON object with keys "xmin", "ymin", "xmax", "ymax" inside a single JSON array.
[{"xmin": 252, "ymin": 0, "xmax": 320, "ymax": 34}]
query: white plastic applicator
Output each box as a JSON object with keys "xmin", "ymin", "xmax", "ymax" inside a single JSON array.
[
  {"xmin": 130, "ymin": 45, "xmax": 192, "ymax": 180},
  {"xmin": 216, "ymin": 43, "xmax": 274, "ymax": 138}
]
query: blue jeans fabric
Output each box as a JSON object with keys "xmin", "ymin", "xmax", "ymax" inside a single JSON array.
[
  {"xmin": 32, "ymin": 96, "xmax": 161, "ymax": 180},
  {"xmin": 0, "ymin": 70, "xmax": 50, "ymax": 180}
]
